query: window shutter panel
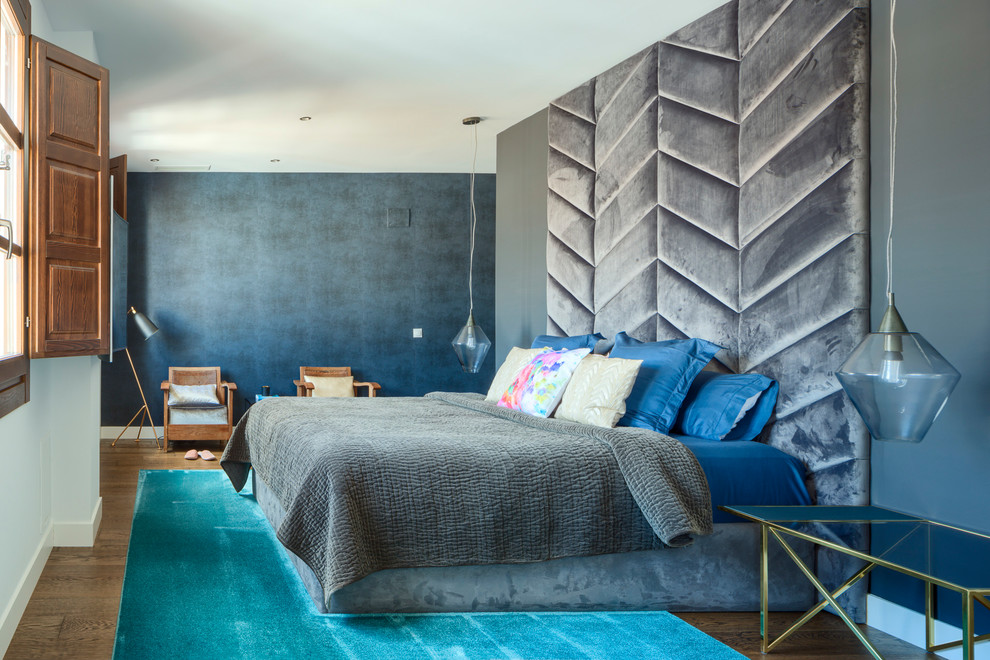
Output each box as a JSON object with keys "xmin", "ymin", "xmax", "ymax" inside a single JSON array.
[
  {"xmin": 29, "ymin": 37, "xmax": 110, "ymax": 357},
  {"xmin": 110, "ymin": 154, "xmax": 127, "ymax": 218}
]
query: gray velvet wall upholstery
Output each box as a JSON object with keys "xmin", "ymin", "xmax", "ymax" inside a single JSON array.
[
  {"xmin": 101, "ymin": 172, "xmax": 495, "ymax": 425},
  {"xmin": 547, "ymin": 0, "xmax": 870, "ymax": 504},
  {"xmin": 546, "ymin": 0, "xmax": 871, "ymax": 619}
]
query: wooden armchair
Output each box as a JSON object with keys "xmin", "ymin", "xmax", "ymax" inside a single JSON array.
[
  {"xmin": 161, "ymin": 367, "xmax": 237, "ymax": 452},
  {"xmin": 294, "ymin": 366, "xmax": 381, "ymax": 398}
]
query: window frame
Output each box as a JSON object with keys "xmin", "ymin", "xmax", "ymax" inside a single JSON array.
[{"xmin": 0, "ymin": 0, "xmax": 28, "ymax": 420}]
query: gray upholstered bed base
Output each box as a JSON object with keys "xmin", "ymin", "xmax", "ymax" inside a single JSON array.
[{"xmin": 252, "ymin": 471, "xmax": 815, "ymax": 614}]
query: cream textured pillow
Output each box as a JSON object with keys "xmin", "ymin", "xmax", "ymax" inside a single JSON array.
[
  {"xmin": 303, "ymin": 375, "xmax": 355, "ymax": 398},
  {"xmin": 555, "ymin": 355, "xmax": 643, "ymax": 428},
  {"xmin": 485, "ymin": 347, "xmax": 548, "ymax": 401}
]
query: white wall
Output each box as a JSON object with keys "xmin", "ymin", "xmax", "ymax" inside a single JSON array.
[
  {"xmin": 0, "ymin": 357, "xmax": 102, "ymax": 654},
  {"xmin": 0, "ymin": 373, "xmax": 53, "ymax": 655},
  {"xmin": 31, "ymin": 0, "xmax": 100, "ymax": 63},
  {"xmin": 0, "ymin": 2, "xmax": 102, "ymax": 654}
]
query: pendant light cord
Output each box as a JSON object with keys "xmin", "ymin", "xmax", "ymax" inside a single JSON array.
[
  {"xmin": 468, "ymin": 121, "xmax": 478, "ymax": 315},
  {"xmin": 886, "ymin": 0, "xmax": 897, "ymax": 300}
]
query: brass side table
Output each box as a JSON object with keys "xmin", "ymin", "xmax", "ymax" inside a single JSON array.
[{"xmin": 722, "ymin": 505, "xmax": 990, "ymax": 660}]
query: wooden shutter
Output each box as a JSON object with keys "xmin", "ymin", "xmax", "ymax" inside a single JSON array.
[
  {"xmin": 29, "ymin": 37, "xmax": 110, "ymax": 357},
  {"xmin": 109, "ymin": 154, "xmax": 126, "ymax": 218}
]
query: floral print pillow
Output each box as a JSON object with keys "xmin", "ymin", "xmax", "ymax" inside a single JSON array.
[{"xmin": 497, "ymin": 348, "xmax": 591, "ymax": 418}]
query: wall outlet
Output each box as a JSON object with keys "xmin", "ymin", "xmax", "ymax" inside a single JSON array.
[{"xmin": 412, "ymin": 328, "xmax": 423, "ymax": 338}]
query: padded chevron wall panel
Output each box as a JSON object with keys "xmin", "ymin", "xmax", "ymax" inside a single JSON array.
[
  {"xmin": 547, "ymin": 0, "xmax": 870, "ymax": 615},
  {"xmin": 548, "ymin": 0, "xmax": 869, "ymax": 487}
]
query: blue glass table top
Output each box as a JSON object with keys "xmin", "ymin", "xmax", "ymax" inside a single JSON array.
[
  {"xmin": 724, "ymin": 505, "xmax": 922, "ymax": 523},
  {"xmin": 721, "ymin": 505, "xmax": 990, "ymax": 592}
]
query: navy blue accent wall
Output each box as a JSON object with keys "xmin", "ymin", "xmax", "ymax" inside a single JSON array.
[{"xmin": 101, "ymin": 172, "xmax": 496, "ymax": 425}]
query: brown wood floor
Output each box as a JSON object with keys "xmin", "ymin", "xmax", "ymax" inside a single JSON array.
[{"xmin": 5, "ymin": 438, "xmax": 943, "ymax": 659}]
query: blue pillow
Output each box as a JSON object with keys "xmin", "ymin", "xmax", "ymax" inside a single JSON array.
[
  {"xmin": 724, "ymin": 379, "xmax": 779, "ymax": 441},
  {"xmin": 610, "ymin": 332, "xmax": 723, "ymax": 433},
  {"xmin": 531, "ymin": 332, "xmax": 604, "ymax": 352},
  {"xmin": 673, "ymin": 371, "xmax": 779, "ymax": 441}
]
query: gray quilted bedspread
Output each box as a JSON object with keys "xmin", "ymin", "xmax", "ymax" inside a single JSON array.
[{"xmin": 220, "ymin": 392, "xmax": 713, "ymax": 601}]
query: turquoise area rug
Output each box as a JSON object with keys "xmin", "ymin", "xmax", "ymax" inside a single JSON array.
[{"xmin": 114, "ymin": 470, "xmax": 745, "ymax": 659}]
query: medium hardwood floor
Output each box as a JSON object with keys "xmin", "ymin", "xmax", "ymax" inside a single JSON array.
[{"xmin": 5, "ymin": 438, "xmax": 943, "ymax": 659}]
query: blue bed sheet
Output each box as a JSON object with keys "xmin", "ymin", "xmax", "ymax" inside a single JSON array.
[{"xmin": 671, "ymin": 434, "xmax": 812, "ymax": 523}]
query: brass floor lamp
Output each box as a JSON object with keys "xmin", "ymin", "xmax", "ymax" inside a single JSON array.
[{"xmin": 112, "ymin": 307, "xmax": 161, "ymax": 449}]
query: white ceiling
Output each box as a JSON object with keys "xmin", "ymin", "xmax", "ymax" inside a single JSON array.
[{"xmin": 40, "ymin": 0, "xmax": 725, "ymax": 173}]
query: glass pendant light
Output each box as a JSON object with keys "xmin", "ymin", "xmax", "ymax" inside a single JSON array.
[
  {"xmin": 837, "ymin": 295, "xmax": 960, "ymax": 443},
  {"xmin": 836, "ymin": 0, "xmax": 960, "ymax": 442},
  {"xmin": 452, "ymin": 311, "xmax": 490, "ymax": 374},
  {"xmin": 451, "ymin": 116, "xmax": 491, "ymax": 373}
]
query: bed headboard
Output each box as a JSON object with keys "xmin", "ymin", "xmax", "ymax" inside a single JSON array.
[{"xmin": 547, "ymin": 0, "xmax": 871, "ymax": 618}]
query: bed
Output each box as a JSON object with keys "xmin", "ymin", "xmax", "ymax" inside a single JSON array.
[
  {"xmin": 221, "ymin": 391, "xmax": 814, "ymax": 614},
  {"xmin": 222, "ymin": 0, "xmax": 870, "ymax": 619}
]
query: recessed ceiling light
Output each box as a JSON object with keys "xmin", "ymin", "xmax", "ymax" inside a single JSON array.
[
  {"xmin": 150, "ymin": 158, "xmax": 159, "ymax": 162},
  {"xmin": 270, "ymin": 159, "xmax": 280, "ymax": 163},
  {"xmin": 299, "ymin": 116, "xmax": 311, "ymax": 121}
]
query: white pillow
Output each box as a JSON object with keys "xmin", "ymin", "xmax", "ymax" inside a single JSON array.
[
  {"xmin": 168, "ymin": 384, "xmax": 220, "ymax": 407},
  {"xmin": 485, "ymin": 347, "xmax": 548, "ymax": 401},
  {"xmin": 554, "ymin": 355, "xmax": 643, "ymax": 428},
  {"xmin": 303, "ymin": 375, "xmax": 355, "ymax": 398}
]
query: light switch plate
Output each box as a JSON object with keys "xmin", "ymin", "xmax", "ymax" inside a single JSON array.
[{"xmin": 412, "ymin": 328, "xmax": 423, "ymax": 338}]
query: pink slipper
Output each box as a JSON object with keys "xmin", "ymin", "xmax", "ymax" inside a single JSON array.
[
  {"xmin": 184, "ymin": 449, "xmax": 198, "ymax": 460},
  {"xmin": 198, "ymin": 450, "xmax": 217, "ymax": 461}
]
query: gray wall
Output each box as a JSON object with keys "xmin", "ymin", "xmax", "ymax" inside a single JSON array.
[
  {"xmin": 102, "ymin": 172, "xmax": 496, "ymax": 425},
  {"xmin": 868, "ymin": 0, "xmax": 990, "ymax": 625},
  {"xmin": 868, "ymin": 0, "xmax": 990, "ymax": 529},
  {"xmin": 494, "ymin": 109, "xmax": 548, "ymax": 363}
]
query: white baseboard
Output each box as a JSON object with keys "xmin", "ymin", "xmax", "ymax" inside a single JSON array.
[
  {"xmin": 0, "ymin": 524, "xmax": 54, "ymax": 658},
  {"xmin": 101, "ymin": 425, "xmax": 162, "ymax": 442},
  {"xmin": 868, "ymin": 594, "xmax": 965, "ymax": 660},
  {"xmin": 53, "ymin": 496, "xmax": 103, "ymax": 547}
]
